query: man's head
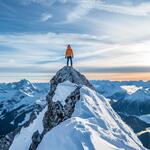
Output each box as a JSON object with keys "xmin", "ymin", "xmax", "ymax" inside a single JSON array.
[{"xmin": 67, "ymin": 44, "xmax": 71, "ymax": 48}]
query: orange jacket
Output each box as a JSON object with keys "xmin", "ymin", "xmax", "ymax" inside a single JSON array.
[{"xmin": 65, "ymin": 47, "xmax": 73, "ymax": 57}]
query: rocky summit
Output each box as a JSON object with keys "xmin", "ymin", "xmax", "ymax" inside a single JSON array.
[
  {"xmin": 44, "ymin": 66, "xmax": 94, "ymax": 128},
  {"xmin": 30, "ymin": 66, "xmax": 95, "ymax": 149}
]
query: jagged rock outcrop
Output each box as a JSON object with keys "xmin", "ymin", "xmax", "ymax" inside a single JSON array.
[
  {"xmin": 43, "ymin": 88, "xmax": 80, "ymax": 130},
  {"xmin": 29, "ymin": 87, "xmax": 81, "ymax": 150},
  {"xmin": 29, "ymin": 66, "xmax": 94, "ymax": 150},
  {"xmin": 0, "ymin": 128, "xmax": 20, "ymax": 150},
  {"xmin": 48, "ymin": 66, "xmax": 94, "ymax": 97},
  {"xmin": 43, "ymin": 66, "xmax": 94, "ymax": 131},
  {"xmin": 29, "ymin": 131, "xmax": 42, "ymax": 150}
]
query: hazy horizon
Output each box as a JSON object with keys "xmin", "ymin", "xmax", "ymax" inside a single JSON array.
[{"xmin": 1, "ymin": 69, "xmax": 150, "ymax": 83}]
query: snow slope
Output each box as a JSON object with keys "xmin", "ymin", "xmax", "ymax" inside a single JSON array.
[
  {"xmin": 52, "ymin": 81, "xmax": 77, "ymax": 106},
  {"xmin": 9, "ymin": 106, "xmax": 47, "ymax": 150},
  {"xmin": 37, "ymin": 82, "xmax": 145, "ymax": 150}
]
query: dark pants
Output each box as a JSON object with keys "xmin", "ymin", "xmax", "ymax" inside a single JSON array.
[{"xmin": 67, "ymin": 56, "xmax": 73, "ymax": 66}]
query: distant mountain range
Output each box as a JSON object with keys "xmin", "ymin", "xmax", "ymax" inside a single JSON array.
[{"xmin": 0, "ymin": 79, "xmax": 49, "ymax": 138}]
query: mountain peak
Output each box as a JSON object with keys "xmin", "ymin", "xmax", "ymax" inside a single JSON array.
[
  {"xmin": 2, "ymin": 79, "xmax": 36, "ymax": 91},
  {"xmin": 19, "ymin": 79, "xmax": 30, "ymax": 84},
  {"xmin": 43, "ymin": 66, "xmax": 94, "ymax": 132},
  {"xmin": 7, "ymin": 67, "xmax": 146, "ymax": 150},
  {"xmin": 50, "ymin": 66, "xmax": 94, "ymax": 90},
  {"xmin": 13, "ymin": 79, "xmax": 36, "ymax": 91}
]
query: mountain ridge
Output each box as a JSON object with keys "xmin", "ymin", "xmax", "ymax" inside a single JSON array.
[{"xmin": 1, "ymin": 67, "xmax": 147, "ymax": 150}]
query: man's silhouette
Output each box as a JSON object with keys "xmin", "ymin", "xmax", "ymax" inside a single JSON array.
[{"xmin": 65, "ymin": 44, "xmax": 74, "ymax": 67}]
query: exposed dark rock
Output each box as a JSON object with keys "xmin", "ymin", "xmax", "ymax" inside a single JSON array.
[
  {"xmin": 24, "ymin": 111, "xmax": 37, "ymax": 128},
  {"xmin": 43, "ymin": 87, "xmax": 80, "ymax": 131},
  {"xmin": 0, "ymin": 128, "xmax": 21, "ymax": 150},
  {"xmin": 44, "ymin": 66, "xmax": 94, "ymax": 131},
  {"xmin": 29, "ymin": 130, "xmax": 42, "ymax": 150},
  {"xmin": 48, "ymin": 66, "xmax": 94, "ymax": 96}
]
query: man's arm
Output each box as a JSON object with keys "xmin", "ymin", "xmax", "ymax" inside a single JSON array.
[
  {"xmin": 71, "ymin": 49, "xmax": 74, "ymax": 57},
  {"xmin": 65, "ymin": 49, "xmax": 67, "ymax": 58}
]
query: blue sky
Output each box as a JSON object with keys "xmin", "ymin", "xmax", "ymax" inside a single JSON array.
[{"xmin": 0, "ymin": 0, "xmax": 150, "ymax": 82}]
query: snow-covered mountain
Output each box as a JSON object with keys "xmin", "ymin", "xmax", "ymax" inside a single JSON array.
[
  {"xmin": 92, "ymin": 80, "xmax": 150, "ymax": 116},
  {"xmin": 91, "ymin": 80, "xmax": 127, "ymax": 100},
  {"xmin": 112, "ymin": 89, "xmax": 150, "ymax": 115},
  {"xmin": 92, "ymin": 80, "xmax": 150, "ymax": 149},
  {"xmin": 3, "ymin": 67, "xmax": 146, "ymax": 150},
  {"xmin": 0, "ymin": 79, "xmax": 49, "ymax": 139},
  {"xmin": 37, "ymin": 84, "xmax": 144, "ymax": 150}
]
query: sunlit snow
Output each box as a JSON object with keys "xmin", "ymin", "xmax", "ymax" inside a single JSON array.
[{"xmin": 121, "ymin": 85, "xmax": 142, "ymax": 94}]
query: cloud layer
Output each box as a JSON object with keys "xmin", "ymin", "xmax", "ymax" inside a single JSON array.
[{"xmin": 0, "ymin": 0, "xmax": 150, "ymax": 82}]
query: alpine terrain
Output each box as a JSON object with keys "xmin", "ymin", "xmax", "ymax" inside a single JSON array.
[
  {"xmin": 0, "ymin": 80, "xmax": 49, "ymax": 148},
  {"xmin": 0, "ymin": 67, "xmax": 146, "ymax": 150},
  {"xmin": 91, "ymin": 80, "xmax": 150, "ymax": 149}
]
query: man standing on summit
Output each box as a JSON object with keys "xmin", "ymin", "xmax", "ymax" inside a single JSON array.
[{"xmin": 65, "ymin": 44, "xmax": 74, "ymax": 67}]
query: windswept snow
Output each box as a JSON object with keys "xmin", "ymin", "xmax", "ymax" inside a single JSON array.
[
  {"xmin": 9, "ymin": 106, "xmax": 47, "ymax": 150},
  {"xmin": 52, "ymin": 81, "xmax": 77, "ymax": 106},
  {"xmin": 121, "ymin": 85, "xmax": 142, "ymax": 95},
  {"xmin": 37, "ymin": 85, "xmax": 145, "ymax": 150}
]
